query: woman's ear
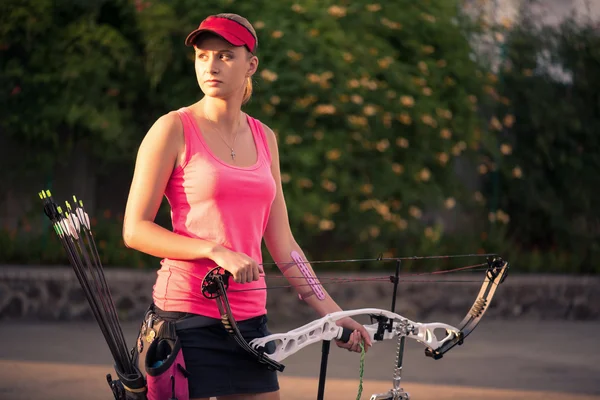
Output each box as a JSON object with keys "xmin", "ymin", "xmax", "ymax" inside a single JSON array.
[{"xmin": 247, "ymin": 55, "xmax": 259, "ymax": 77}]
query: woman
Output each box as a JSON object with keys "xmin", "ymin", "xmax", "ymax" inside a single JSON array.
[{"xmin": 123, "ymin": 13, "xmax": 372, "ymax": 400}]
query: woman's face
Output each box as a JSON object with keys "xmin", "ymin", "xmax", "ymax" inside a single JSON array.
[{"xmin": 194, "ymin": 35, "xmax": 257, "ymax": 100}]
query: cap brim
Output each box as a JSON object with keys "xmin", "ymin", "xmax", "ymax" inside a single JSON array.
[{"xmin": 185, "ymin": 28, "xmax": 246, "ymax": 48}]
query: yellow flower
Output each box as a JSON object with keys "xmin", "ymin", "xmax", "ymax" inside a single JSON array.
[
  {"xmin": 397, "ymin": 112, "xmax": 412, "ymax": 125},
  {"xmin": 437, "ymin": 152, "xmax": 449, "ymax": 165},
  {"xmin": 361, "ymin": 184, "xmax": 373, "ymax": 194},
  {"xmin": 444, "ymin": 197, "xmax": 456, "ymax": 209},
  {"xmin": 319, "ymin": 219, "xmax": 335, "ymax": 231},
  {"xmin": 281, "ymin": 173, "xmax": 291, "ymax": 183},
  {"xmin": 421, "ymin": 114, "xmax": 437, "ymax": 127},
  {"xmin": 418, "ymin": 168, "xmax": 431, "ymax": 181},
  {"xmin": 422, "ymin": 87, "xmax": 432, "ymax": 96},
  {"xmin": 392, "ymin": 163, "xmax": 404, "ymax": 175},
  {"xmin": 436, "ymin": 108, "xmax": 452, "ymax": 119},
  {"xmin": 271, "ymin": 30, "xmax": 284, "ymax": 39},
  {"xmin": 396, "ymin": 137, "xmax": 409, "ymax": 148},
  {"xmin": 270, "ymin": 95, "xmax": 281, "ymax": 105},
  {"xmin": 295, "ymin": 95, "xmax": 317, "ymax": 108},
  {"xmin": 363, "ymin": 105, "xmax": 377, "ymax": 116},
  {"xmin": 328, "ymin": 203, "xmax": 340, "ymax": 213},
  {"xmin": 348, "ymin": 115, "xmax": 368, "ymax": 127},
  {"xmin": 440, "ymin": 128, "xmax": 452, "ymax": 139},
  {"xmin": 260, "ymin": 69, "xmax": 278, "ymax": 82},
  {"xmin": 496, "ymin": 210, "xmax": 510, "ymax": 224},
  {"xmin": 386, "ymin": 90, "xmax": 397, "ymax": 99},
  {"xmin": 254, "ymin": 21, "xmax": 265, "ymax": 29},
  {"xmin": 298, "ymin": 178, "xmax": 313, "ymax": 188},
  {"xmin": 409, "ymin": 206, "xmax": 422, "ymax": 219},
  {"xmin": 378, "ymin": 56, "xmax": 394, "ymax": 69},
  {"xmin": 287, "ymin": 50, "xmax": 303, "ymax": 61},
  {"xmin": 309, "ymin": 29, "xmax": 319, "ymax": 37},
  {"xmin": 285, "ymin": 134, "xmax": 302, "ymax": 145},
  {"xmin": 328, "ymin": 5, "xmax": 347, "ymax": 17},
  {"xmin": 366, "ymin": 4, "xmax": 382, "ymax": 12},
  {"xmin": 291, "ymin": 4, "xmax": 305, "ymax": 13},
  {"xmin": 418, "ymin": 61, "xmax": 428, "ymax": 73},
  {"xmin": 500, "ymin": 143, "xmax": 512, "ymax": 155},
  {"xmin": 503, "ymin": 114, "xmax": 515, "ymax": 128},
  {"xmin": 489, "ymin": 116, "xmax": 503, "ymax": 131},
  {"xmin": 343, "ymin": 52, "xmax": 354, "ymax": 62},
  {"xmin": 314, "ymin": 104, "xmax": 336, "ymax": 115},
  {"xmin": 376, "ymin": 139, "xmax": 389, "ymax": 152},
  {"xmin": 322, "ymin": 179, "xmax": 337, "ymax": 192},
  {"xmin": 436, "ymin": 59, "xmax": 447, "ymax": 68},
  {"xmin": 478, "ymin": 164, "xmax": 488, "ymax": 174},
  {"xmin": 347, "ymin": 79, "xmax": 360, "ymax": 89},
  {"xmin": 400, "ymin": 96, "xmax": 414, "ymax": 107},
  {"xmin": 512, "ymin": 167, "xmax": 523, "ymax": 178},
  {"xmin": 314, "ymin": 130, "xmax": 324, "ymax": 140},
  {"xmin": 350, "ymin": 95, "xmax": 363, "ymax": 105},
  {"xmin": 380, "ymin": 18, "xmax": 402, "ymax": 29},
  {"xmin": 326, "ymin": 149, "xmax": 341, "ymax": 160}
]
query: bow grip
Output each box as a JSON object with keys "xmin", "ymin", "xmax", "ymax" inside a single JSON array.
[{"xmin": 337, "ymin": 327, "xmax": 353, "ymax": 343}]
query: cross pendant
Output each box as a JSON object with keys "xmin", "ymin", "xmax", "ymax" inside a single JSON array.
[{"xmin": 231, "ymin": 149, "xmax": 235, "ymax": 160}]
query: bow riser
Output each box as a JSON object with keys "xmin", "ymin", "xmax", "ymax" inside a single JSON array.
[{"xmin": 249, "ymin": 308, "xmax": 461, "ymax": 363}]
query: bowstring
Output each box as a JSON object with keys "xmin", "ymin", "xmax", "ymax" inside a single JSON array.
[
  {"xmin": 257, "ymin": 262, "xmax": 489, "ymax": 281},
  {"xmin": 227, "ymin": 262, "xmax": 490, "ymax": 293},
  {"xmin": 257, "ymin": 253, "xmax": 497, "ymax": 268}
]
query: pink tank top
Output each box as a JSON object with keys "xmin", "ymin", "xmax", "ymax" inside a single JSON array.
[{"xmin": 152, "ymin": 107, "xmax": 276, "ymax": 321}]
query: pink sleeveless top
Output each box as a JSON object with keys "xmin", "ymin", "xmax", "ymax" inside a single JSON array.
[{"xmin": 152, "ymin": 107, "xmax": 276, "ymax": 321}]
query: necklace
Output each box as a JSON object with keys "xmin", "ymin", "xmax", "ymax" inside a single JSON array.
[{"xmin": 205, "ymin": 114, "xmax": 241, "ymax": 161}]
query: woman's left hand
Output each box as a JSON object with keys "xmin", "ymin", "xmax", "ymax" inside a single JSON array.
[{"xmin": 334, "ymin": 317, "xmax": 373, "ymax": 354}]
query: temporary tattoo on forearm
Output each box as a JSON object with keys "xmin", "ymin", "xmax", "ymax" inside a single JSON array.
[{"xmin": 290, "ymin": 250, "xmax": 326, "ymax": 300}]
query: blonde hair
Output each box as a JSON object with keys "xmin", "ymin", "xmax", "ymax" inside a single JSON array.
[{"xmin": 214, "ymin": 13, "xmax": 257, "ymax": 105}]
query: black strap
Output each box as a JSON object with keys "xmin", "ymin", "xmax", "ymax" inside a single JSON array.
[{"xmin": 174, "ymin": 315, "xmax": 220, "ymax": 331}]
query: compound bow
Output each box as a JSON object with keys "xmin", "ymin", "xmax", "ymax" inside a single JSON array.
[{"xmin": 201, "ymin": 256, "xmax": 509, "ymax": 400}]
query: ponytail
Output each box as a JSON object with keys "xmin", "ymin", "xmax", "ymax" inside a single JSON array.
[{"xmin": 242, "ymin": 77, "xmax": 253, "ymax": 105}]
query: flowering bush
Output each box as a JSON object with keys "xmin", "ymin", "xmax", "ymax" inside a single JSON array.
[{"xmin": 3, "ymin": 0, "xmax": 595, "ymax": 272}]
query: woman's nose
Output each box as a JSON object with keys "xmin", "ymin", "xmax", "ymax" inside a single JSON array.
[{"xmin": 206, "ymin": 56, "xmax": 219, "ymax": 75}]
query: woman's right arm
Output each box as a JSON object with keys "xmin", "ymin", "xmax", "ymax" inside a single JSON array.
[
  {"xmin": 122, "ymin": 112, "xmax": 218, "ymax": 260},
  {"xmin": 122, "ymin": 112, "xmax": 261, "ymax": 283}
]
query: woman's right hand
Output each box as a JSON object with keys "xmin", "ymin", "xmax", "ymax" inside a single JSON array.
[{"xmin": 209, "ymin": 246, "xmax": 262, "ymax": 284}]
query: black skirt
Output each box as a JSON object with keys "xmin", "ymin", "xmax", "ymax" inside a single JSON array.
[{"xmin": 154, "ymin": 307, "xmax": 279, "ymax": 398}]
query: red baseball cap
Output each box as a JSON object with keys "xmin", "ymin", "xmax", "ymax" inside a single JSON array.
[{"xmin": 185, "ymin": 16, "xmax": 257, "ymax": 53}]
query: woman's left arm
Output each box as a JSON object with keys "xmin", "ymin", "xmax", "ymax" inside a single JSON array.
[{"xmin": 261, "ymin": 123, "xmax": 372, "ymax": 353}]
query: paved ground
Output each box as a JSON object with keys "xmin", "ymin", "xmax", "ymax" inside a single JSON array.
[{"xmin": 0, "ymin": 319, "xmax": 599, "ymax": 400}]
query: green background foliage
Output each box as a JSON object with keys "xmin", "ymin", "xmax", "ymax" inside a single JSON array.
[{"xmin": 1, "ymin": 0, "xmax": 598, "ymax": 273}]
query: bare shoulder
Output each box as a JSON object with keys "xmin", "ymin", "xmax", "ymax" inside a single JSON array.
[
  {"xmin": 260, "ymin": 122, "xmax": 279, "ymax": 156},
  {"xmin": 145, "ymin": 111, "xmax": 183, "ymax": 143}
]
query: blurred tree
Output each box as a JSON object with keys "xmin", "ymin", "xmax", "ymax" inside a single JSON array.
[{"xmin": 480, "ymin": 11, "xmax": 600, "ymax": 272}]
